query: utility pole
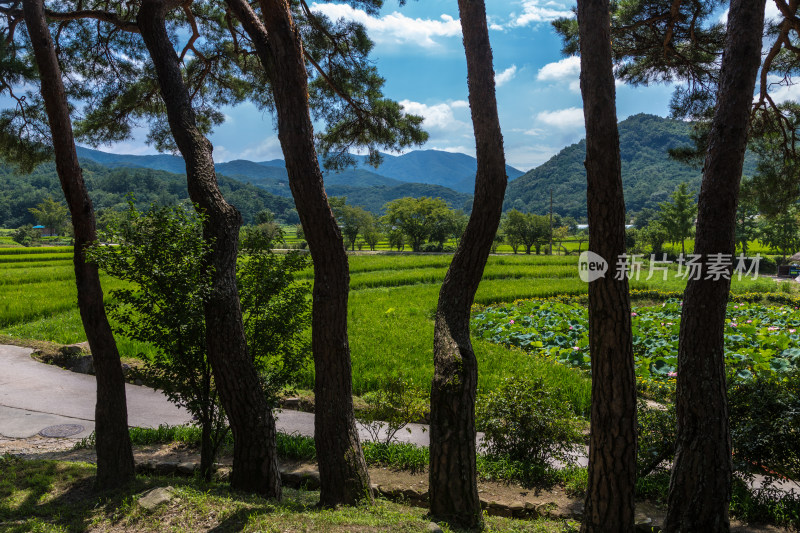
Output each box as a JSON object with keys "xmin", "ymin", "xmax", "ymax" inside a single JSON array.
[{"xmin": 549, "ymin": 188, "xmax": 553, "ymax": 255}]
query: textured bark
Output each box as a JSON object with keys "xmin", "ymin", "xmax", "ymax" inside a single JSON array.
[
  {"xmin": 225, "ymin": 0, "xmax": 371, "ymax": 506},
  {"xmin": 22, "ymin": 0, "xmax": 135, "ymax": 491},
  {"xmin": 428, "ymin": 1, "xmax": 507, "ymax": 529},
  {"xmin": 577, "ymin": 1, "xmax": 638, "ymax": 531},
  {"xmin": 664, "ymin": 1, "xmax": 766, "ymax": 531},
  {"xmin": 137, "ymin": 0, "xmax": 281, "ymax": 498}
]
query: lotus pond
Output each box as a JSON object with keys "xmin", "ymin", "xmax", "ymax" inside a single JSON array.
[{"xmin": 472, "ymin": 298, "xmax": 800, "ymax": 397}]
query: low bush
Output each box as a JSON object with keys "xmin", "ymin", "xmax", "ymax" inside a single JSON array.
[
  {"xmin": 637, "ymin": 400, "xmax": 676, "ymax": 478},
  {"xmin": 728, "ymin": 371, "xmax": 800, "ymax": 482},
  {"xmin": 356, "ymin": 376, "xmax": 427, "ymax": 444},
  {"xmin": 475, "ymin": 375, "xmax": 584, "ymax": 466}
]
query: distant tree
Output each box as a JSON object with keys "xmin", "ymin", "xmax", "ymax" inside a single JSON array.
[
  {"xmin": 342, "ymin": 205, "xmax": 374, "ymax": 251},
  {"xmin": 760, "ymin": 208, "xmax": 800, "ymax": 263},
  {"xmin": 735, "ymin": 183, "xmax": 760, "ymax": 256},
  {"xmin": 552, "ymin": 226, "xmax": 569, "ymax": 255},
  {"xmin": 502, "ymin": 209, "xmax": 551, "ymax": 254},
  {"xmin": 388, "ymin": 228, "xmax": 405, "ymax": 251},
  {"xmin": 255, "ymin": 209, "xmax": 275, "ymax": 225},
  {"xmin": 383, "ymin": 197, "xmax": 451, "ymax": 252},
  {"xmin": 450, "ymin": 210, "xmax": 469, "ymax": 246},
  {"xmin": 361, "ymin": 221, "xmax": 381, "ymax": 251},
  {"xmin": 575, "ymin": 229, "xmax": 588, "ymax": 254},
  {"xmin": 530, "ymin": 214, "xmax": 552, "ymax": 254},
  {"xmin": 634, "ymin": 207, "xmax": 658, "ymax": 229},
  {"xmin": 658, "ymin": 183, "xmax": 697, "ymax": 255},
  {"xmin": 502, "ymin": 209, "xmax": 528, "ymax": 254},
  {"xmin": 639, "ymin": 221, "xmax": 669, "ymax": 255},
  {"xmin": 28, "ymin": 197, "xmax": 68, "ymax": 236},
  {"xmin": 11, "ymin": 225, "xmax": 40, "ymax": 247}
]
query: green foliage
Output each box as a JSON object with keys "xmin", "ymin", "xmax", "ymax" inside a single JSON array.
[
  {"xmin": 382, "ymin": 196, "xmax": 453, "ymax": 252},
  {"xmin": 502, "ymin": 209, "xmax": 551, "ymax": 254},
  {"xmin": 503, "ymin": 114, "xmax": 756, "ymax": 219},
  {"xmin": 0, "ymin": 159, "xmax": 295, "ymax": 228},
  {"xmin": 238, "ymin": 236, "xmax": 311, "ymax": 407},
  {"xmin": 329, "ymin": 197, "xmax": 376, "ymax": 251},
  {"xmin": 728, "ymin": 372, "xmax": 800, "ymax": 481},
  {"xmin": 657, "ymin": 182, "xmax": 697, "ymax": 254},
  {"xmin": 476, "ymin": 376, "xmax": 583, "ymax": 466},
  {"xmin": 638, "ymin": 220, "xmax": 669, "ymax": 255},
  {"xmin": 87, "ymin": 203, "xmax": 223, "ymax": 478},
  {"xmin": 28, "ymin": 197, "xmax": 69, "ymax": 236},
  {"xmin": 356, "ymin": 376, "xmax": 427, "ymax": 444},
  {"xmin": 88, "ymin": 203, "xmax": 311, "ymax": 476},
  {"xmin": 760, "ymin": 205, "xmax": 800, "ymax": 261},
  {"xmin": 637, "ymin": 400, "xmax": 676, "ymax": 479},
  {"xmin": 10, "ymin": 224, "xmax": 40, "ymax": 247}
]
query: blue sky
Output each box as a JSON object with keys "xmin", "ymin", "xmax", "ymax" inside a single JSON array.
[{"xmin": 110, "ymin": 0, "xmax": 682, "ymax": 170}]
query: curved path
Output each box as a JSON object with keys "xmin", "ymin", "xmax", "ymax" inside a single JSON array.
[{"xmin": 0, "ymin": 344, "xmax": 432, "ymax": 446}]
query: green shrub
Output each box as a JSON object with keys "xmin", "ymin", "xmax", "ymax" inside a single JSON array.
[
  {"xmin": 475, "ymin": 376, "xmax": 583, "ymax": 466},
  {"xmin": 637, "ymin": 400, "xmax": 676, "ymax": 478},
  {"xmin": 11, "ymin": 225, "xmax": 39, "ymax": 247},
  {"xmin": 728, "ymin": 372, "xmax": 800, "ymax": 482},
  {"xmin": 419, "ymin": 242, "xmax": 442, "ymax": 253},
  {"xmin": 356, "ymin": 376, "xmax": 427, "ymax": 444}
]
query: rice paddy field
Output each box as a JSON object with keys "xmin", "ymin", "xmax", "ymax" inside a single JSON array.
[{"xmin": 0, "ymin": 244, "xmax": 793, "ymax": 416}]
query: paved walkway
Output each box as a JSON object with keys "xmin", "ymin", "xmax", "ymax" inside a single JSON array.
[{"xmin": 0, "ymin": 344, "xmax": 432, "ymax": 446}]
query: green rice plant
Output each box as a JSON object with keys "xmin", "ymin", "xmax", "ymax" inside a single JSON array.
[
  {"xmin": 0, "ymin": 246, "xmax": 73, "ymax": 255},
  {"xmin": 0, "ymin": 259, "xmax": 73, "ymax": 270},
  {"xmin": 0, "ymin": 253, "xmax": 73, "ymax": 264},
  {"xmin": 0, "ymin": 265, "xmax": 74, "ymax": 285}
]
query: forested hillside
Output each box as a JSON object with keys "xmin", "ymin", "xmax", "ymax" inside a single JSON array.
[
  {"xmin": 504, "ymin": 114, "xmax": 758, "ymax": 219},
  {"xmin": 0, "ymin": 160, "xmax": 296, "ymax": 228}
]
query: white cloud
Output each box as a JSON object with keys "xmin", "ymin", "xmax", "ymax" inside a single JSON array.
[
  {"xmin": 510, "ymin": 0, "xmax": 573, "ymax": 27},
  {"xmin": 310, "ymin": 3, "xmax": 461, "ymax": 48},
  {"xmin": 450, "ymin": 100, "xmax": 470, "ymax": 109},
  {"xmin": 495, "ymin": 65, "xmax": 518, "ymax": 87},
  {"xmin": 537, "ymin": 56, "xmax": 581, "ymax": 92},
  {"xmin": 536, "ymin": 107, "xmax": 585, "ymax": 129},
  {"xmin": 537, "ymin": 56, "xmax": 580, "ymax": 81},
  {"xmin": 399, "ymin": 99, "xmax": 470, "ymax": 131}
]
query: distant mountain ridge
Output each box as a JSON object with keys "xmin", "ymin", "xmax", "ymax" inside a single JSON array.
[
  {"xmin": 503, "ymin": 113, "xmax": 758, "ymax": 219},
  {"xmin": 75, "ymin": 146, "xmax": 524, "ymax": 198}
]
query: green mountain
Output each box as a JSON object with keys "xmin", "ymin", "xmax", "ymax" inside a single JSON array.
[
  {"xmin": 75, "ymin": 146, "xmax": 524, "ymax": 195},
  {"xmin": 504, "ymin": 113, "xmax": 758, "ymax": 220},
  {"xmin": 0, "ymin": 160, "xmax": 297, "ymax": 228}
]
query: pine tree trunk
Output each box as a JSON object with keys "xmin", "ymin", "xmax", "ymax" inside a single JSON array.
[
  {"xmin": 22, "ymin": 0, "xmax": 135, "ymax": 491},
  {"xmin": 137, "ymin": 0, "xmax": 281, "ymax": 498},
  {"xmin": 577, "ymin": 1, "xmax": 638, "ymax": 530},
  {"xmin": 428, "ymin": 1, "xmax": 507, "ymax": 528},
  {"xmin": 225, "ymin": 0, "xmax": 372, "ymax": 505},
  {"xmin": 664, "ymin": 1, "xmax": 765, "ymax": 530}
]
